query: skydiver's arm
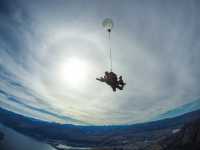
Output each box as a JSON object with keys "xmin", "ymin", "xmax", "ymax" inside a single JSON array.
[{"xmin": 96, "ymin": 77, "xmax": 105, "ymax": 82}]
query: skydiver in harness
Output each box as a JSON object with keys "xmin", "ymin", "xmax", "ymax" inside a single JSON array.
[{"xmin": 96, "ymin": 71, "xmax": 126, "ymax": 92}]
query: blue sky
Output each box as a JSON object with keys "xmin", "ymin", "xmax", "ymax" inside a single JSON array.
[{"xmin": 0, "ymin": 0, "xmax": 200, "ymax": 125}]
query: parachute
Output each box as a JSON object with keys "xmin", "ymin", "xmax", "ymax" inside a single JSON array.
[{"xmin": 102, "ymin": 18, "xmax": 114, "ymax": 33}]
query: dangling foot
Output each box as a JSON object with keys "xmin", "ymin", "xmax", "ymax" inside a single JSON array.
[
  {"xmin": 112, "ymin": 87, "xmax": 116, "ymax": 92},
  {"xmin": 117, "ymin": 85, "xmax": 123, "ymax": 90},
  {"xmin": 118, "ymin": 83, "xmax": 126, "ymax": 90}
]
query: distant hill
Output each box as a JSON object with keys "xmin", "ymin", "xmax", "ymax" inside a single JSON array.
[
  {"xmin": 158, "ymin": 119, "xmax": 200, "ymax": 150},
  {"xmin": 0, "ymin": 107, "xmax": 200, "ymax": 148},
  {"xmin": 0, "ymin": 131, "xmax": 4, "ymax": 141}
]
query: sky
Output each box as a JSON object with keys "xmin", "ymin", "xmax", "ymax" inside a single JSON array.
[{"xmin": 0, "ymin": 0, "xmax": 200, "ymax": 125}]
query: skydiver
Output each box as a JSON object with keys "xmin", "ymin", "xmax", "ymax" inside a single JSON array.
[
  {"xmin": 96, "ymin": 71, "xmax": 116, "ymax": 91},
  {"xmin": 118, "ymin": 76, "xmax": 126, "ymax": 90},
  {"xmin": 96, "ymin": 71, "xmax": 124, "ymax": 92},
  {"xmin": 108, "ymin": 71, "xmax": 119, "ymax": 91}
]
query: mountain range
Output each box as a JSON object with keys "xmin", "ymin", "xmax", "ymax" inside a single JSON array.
[{"xmin": 0, "ymin": 107, "xmax": 200, "ymax": 149}]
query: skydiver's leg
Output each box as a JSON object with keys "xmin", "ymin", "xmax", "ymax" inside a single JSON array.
[
  {"xmin": 112, "ymin": 86, "xmax": 116, "ymax": 92},
  {"xmin": 118, "ymin": 81, "xmax": 126, "ymax": 90},
  {"xmin": 121, "ymin": 82, "xmax": 126, "ymax": 89},
  {"xmin": 117, "ymin": 85, "xmax": 123, "ymax": 90},
  {"xmin": 105, "ymin": 80, "xmax": 116, "ymax": 92},
  {"xmin": 109, "ymin": 81, "xmax": 117, "ymax": 92},
  {"xmin": 113, "ymin": 81, "xmax": 123, "ymax": 90}
]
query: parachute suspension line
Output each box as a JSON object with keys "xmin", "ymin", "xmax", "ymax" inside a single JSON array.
[
  {"xmin": 108, "ymin": 30, "xmax": 113, "ymax": 72},
  {"xmin": 102, "ymin": 18, "xmax": 114, "ymax": 72}
]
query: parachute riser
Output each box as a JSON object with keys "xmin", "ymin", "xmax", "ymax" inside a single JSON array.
[{"xmin": 108, "ymin": 31, "xmax": 112, "ymax": 72}]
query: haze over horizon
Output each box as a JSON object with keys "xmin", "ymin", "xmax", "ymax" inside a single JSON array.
[{"xmin": 0, "ymin": 0, "xmax": 200, "ymax": 125}]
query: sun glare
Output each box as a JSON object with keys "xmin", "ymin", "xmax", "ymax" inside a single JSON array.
[{"xmin": 59, "ymin": 57, "xmax": 89, "ymax": 88}]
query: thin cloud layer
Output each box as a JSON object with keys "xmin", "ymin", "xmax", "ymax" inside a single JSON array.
[{"xmin": 0, "ymin": 0, "xmax": 200, "ymax": 125}]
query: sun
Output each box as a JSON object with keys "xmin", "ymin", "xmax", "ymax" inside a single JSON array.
[{"xmin": 59, "ymin": 57, "xmax": 89, "ymax": 88}]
